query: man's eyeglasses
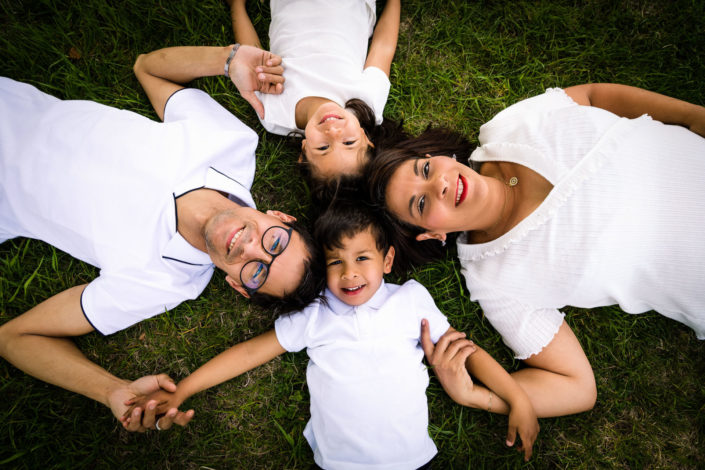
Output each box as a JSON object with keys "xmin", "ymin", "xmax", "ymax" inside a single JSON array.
[{"xmin": 239, "ymin": 225, "xmax": 293, "ymax": 296}]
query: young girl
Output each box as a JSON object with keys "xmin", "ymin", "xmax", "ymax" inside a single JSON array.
[
  {"xmin": 124, "ymin": 200, "xmax": 539, "ymax": 467},
  {"xmin": 227, "ymin": 0, "xmax": 401, "ymax": 183}
]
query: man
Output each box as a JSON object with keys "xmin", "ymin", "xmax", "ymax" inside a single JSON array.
[{"xmin": 0, "ymin": 44, "xmax": 321, "ymax": 432}]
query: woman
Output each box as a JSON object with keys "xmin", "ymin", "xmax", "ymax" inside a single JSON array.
[{"xmin": 366, "ymin": 83, "xmax": 705, "ymax": 417}]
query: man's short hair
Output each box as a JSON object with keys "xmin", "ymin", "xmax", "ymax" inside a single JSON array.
[{"xmin": 250, "ymin": 219, "xmax": 326, "ymax": 315}]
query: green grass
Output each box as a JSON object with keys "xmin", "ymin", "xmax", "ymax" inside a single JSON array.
[{"xmin": 2, "ymin": 0, "xmax": 705, "ymax": 468}]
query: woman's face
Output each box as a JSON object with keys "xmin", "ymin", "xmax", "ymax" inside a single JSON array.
[
  {"xmin": 302, "ymin": 102, "xmax": 372, "ymax": 179},
  {"xmin": 385, "ymin": 155, "xmax": 489, "ymax": 239}
]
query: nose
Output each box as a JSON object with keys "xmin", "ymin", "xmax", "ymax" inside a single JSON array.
[
  {"xmin": 434, "ymin": 173, "xmax": 449, "ymax": 199},
  {"xmin": 240, "ymin": 233, "xmax": 269, "ymax": 263},
  {"xmin": 341, "ymin": 264, "xmax": 358, "ymax": 280}
]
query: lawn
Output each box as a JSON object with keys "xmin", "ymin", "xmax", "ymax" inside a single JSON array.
[{"xmin": 1, "ymin": 0, "xmax": 704, "ymax": 468}]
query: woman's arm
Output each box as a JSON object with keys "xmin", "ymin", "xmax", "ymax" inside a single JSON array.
[
  {"xmin": 565, "ymin": 83, "xmax": 705, "ymax": 137},
  {"xmin": 421, "ymin": 321, "xmax": 539, "ymax": 461},
  {"xmin": 364, "ymin": 0, "xmax": 401, "ymax": 77}
]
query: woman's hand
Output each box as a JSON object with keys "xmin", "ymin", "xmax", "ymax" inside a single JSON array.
[
  {"xmin": 506, "ymin": 397, "xmax": 540, "ymax": 461},
  {"xmin": 420, "ymin": 320, "xmax": 477, "ymax": 406}
]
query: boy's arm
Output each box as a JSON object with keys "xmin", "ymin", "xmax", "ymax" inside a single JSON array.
[
  {"xmin": 564, "ymin": 83, "xmax": 705, "ymax": 137},
  {"xmin": 133, "ymin": 45, "xmax": 284, "ymax": 120},
  {"xmin": 421, "ymin": 321, "xmax": 539, "ymax": 461},
  {"xmin": 166, "ymin": 329, "xmax": 286, "ymax": 406},
  {"xmin": 364, "ymin": 0, "xmax": 400, "ymax": 77},
  {"xmin": 229, "ymin": 0, "xmax": 263, "ymax": 48}
]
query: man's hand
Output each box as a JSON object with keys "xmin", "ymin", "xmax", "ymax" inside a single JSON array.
[
  {"xmin": 228, "ymin": 44, "xmax": 285, "ymax": 119},
  {"xmin": 108, "ymin": 374, "xmax": 194, "ymax": 433},
  {"xmin": 420, "ymin": 320, "xmax": 477, "ymax": 406}
]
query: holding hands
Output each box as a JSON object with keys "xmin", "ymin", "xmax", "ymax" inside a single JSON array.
[
  {"xmin": 227, "ymin": 44, "xmax": 285, "ymax": 119},
  {"xmin": 109, "ymin": 374, "xmax": 193, "ymax": 432},
  {"xmin": 421, "ymin": 320, "xmax": 539, "ymax": 461}
]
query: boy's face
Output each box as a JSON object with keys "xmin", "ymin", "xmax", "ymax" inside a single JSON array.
[{"xmin": 324, "ymin": 228, "xmax": 395, "ymax": 307}]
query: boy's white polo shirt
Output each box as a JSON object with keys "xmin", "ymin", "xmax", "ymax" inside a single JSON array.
[
  {"xmin": 0, "ymin": 78, "xmax": 257, "ymax": 334},
  {"xmin": 275, "ymin": 280, "xmax": 450, "ymax": 470}
]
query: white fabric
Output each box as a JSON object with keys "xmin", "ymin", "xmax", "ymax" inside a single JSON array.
[
  {"xmin": 257, "ymin": 0, "xmax": 390, "ymax": 135},
  {"xmin": 0, "ymin": 78, "xmax": 258, "ymax": 335},
  {"xmin": 274, "ymin": 280, "xmax": 449, "ymax": 470},
  {"xmin": 457, "ymin": 88, "xmax": 705, "ymax": 359}
]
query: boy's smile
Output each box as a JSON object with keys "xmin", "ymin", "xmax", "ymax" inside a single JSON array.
[{"xmin": 324, "ymin": 228, "xmax": 395, "ymax": 307}]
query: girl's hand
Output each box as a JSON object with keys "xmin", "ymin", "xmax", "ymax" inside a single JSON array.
[
  {"xmin": 506, "ymin": 398, "xmax": 540, "ymax": 461},
  {"xmin": 119, "ymin": 383, "xmax": 192, "ymax": 431},
  {"xmin": 420, "ymin": 320, "xmax": 477, "ymax": 406}
]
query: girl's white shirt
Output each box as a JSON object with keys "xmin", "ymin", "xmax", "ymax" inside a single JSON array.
[{"xmin": 257, "ymin": 0, "xmax": 390, "ymax": 135}]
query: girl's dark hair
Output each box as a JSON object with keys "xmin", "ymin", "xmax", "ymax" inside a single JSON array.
[
  {"xmin": 298, "ymin": 98, "xmax": 408, "ymax": 202},
  {"xmin": 364, "ymin": 126, "xmax": 477, "ymax": 273}
]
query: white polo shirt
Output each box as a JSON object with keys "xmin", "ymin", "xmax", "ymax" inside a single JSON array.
[
  {"xmin": 0, "ymin": 77, "xmax": 258, "ymax": 334},
  {"xmin": 274, "ymin": 280, "xmax": 450, "ymax": 470}
]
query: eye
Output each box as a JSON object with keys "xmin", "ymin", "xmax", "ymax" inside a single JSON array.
[
  {"xmin": 249, "ymin": 263, "xmax": 266, "ymax": 283},
  {"xmin": 327, "ymin": 259, "xmax": 342, "ymax": 267},
  {"xmin": 316, "ymin": 145, "xmax": 329, "ymax": 151},
  {"xmin": 422, "ymin": 161, "xmax": 430, "ymax": 178},
  {"xmin": 356, "ymin": 256, "xmax": 369, "ymax": 261},
  {"xmin": 418, "ymin": 195, "xmax": 426, "ymax": 216},
  {"xmin": 269, "ymin": 236, "xmax": 281, "ymax": 252},
  {"xmin": 343, "ymin": 140, "xmax": 356, "ymax": 146}
]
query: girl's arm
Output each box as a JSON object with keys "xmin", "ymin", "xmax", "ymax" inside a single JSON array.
[
  {"xmin": 228, "ymin": 0, "xmax": 263, "ymax": 48},
  {"xmin": 364, "ymin": 0, "xmax": 401, "ymax": 77},
  {"xmin": 421, "ymin": 321, "xmax": 539, "ymax": 461},
  {"xmin": 565, "ymin": 83, "xmax": 705, "ymax": 137}
]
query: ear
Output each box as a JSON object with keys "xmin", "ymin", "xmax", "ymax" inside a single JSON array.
[
  {"xmin": 226, "ymin": 275, "xmax": 250, "ymax": 298},
  {"xmin": 415, "ymin": 231, "xmax": 447, "ymax": 242},
  {"xmin": 383, "ymin": 246, "xmax": 395, "ymax": 274},
  {"xmin": 266, "ymin": 210, "xmax": 297, "ymax": 223},
  {"xmin": 299, "ymin": 140, "xmax": 306, "ymax": 162}
]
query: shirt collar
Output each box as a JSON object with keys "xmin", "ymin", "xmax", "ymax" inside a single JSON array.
[
  {"xmin": 325, "ymin": 280, "xmax": 391, "ymax": 315},
  {"xmin": 162, "ymin": 231, "xmax": 213, "ymax": 266}
]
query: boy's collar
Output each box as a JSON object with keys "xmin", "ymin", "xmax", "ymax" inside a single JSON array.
[{"xmin": 325, "ymin": 280, "xmax": 390, "ymax": 315}]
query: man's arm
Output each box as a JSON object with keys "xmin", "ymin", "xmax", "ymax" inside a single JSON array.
[
  {"xmin": 565, "ymin": 83, "xmax": 705, "ymax": 137},
  {"xmin": 133, "ymin": 45, "xmax": 284, "ymax": 120},
  {"xmin": 0, "ymin": 285, "xmax": 192, "ymax": 432},
  {"xmin": 364, "ymin": 0, "xmax": 401, "ymax": 77}
]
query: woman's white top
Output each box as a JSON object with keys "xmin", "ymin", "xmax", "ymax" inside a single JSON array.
[
  {"xmin": 457, "ymin": 88, "xmax": 705, "ymax": 359},
  {"xmin": 258, "ymin": 0, "xmax": 390, "ymax": 135}
]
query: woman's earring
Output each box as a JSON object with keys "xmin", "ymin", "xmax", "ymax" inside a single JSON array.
[
  {"xmin": 441, "ymin": 240, "xmax": 446, "ymax": 247},
  {"xmin": 452, "ymin": 154, "xmax": 457, "ymax": 161}
]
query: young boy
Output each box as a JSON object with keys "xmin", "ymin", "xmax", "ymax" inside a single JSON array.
[{"xmin": 125, "ymin": 201, "xmax": 539, "ymax": 468}]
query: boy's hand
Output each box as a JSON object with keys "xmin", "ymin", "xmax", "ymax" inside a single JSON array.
[
  {"xmin": 506, "ymin": 398, "xmax": 540, "ymax": 461},
  {"xmin": 420, "ymin": 320, "xmax": 477, "ymax": 406},
  {"xmin": 118, "ymin": 380, "xmax": 193, "ymax": 432},
  {"xmin": 228, "ymin": 44, "xmax": 285, "ymax": 119}
]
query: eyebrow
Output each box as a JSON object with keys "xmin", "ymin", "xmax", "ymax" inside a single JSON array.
[{"xmin": 407, "ymin": 160, "xmax": 419, "ymax": 218}]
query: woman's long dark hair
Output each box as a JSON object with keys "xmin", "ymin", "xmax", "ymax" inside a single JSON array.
[{"xmin": 364, "ymin": 126, "xmax": 477, "ymax": 272}]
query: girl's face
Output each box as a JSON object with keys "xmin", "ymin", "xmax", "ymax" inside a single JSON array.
[
  {"xmin": 385, "ymin": 156, "xmax": 489, "ymax": 240},
  {"xmin": 302, "ymin": 102, "xmax": 372, "ymax": 179}
]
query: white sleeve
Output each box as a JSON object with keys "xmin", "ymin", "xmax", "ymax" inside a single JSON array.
[
  {"xmin": 163, "ymin": 88, "xmax": 252, "ymax": 134},
  {"xmin": 274, "ymin": 302, "xmax": 320, "ymax": 353},
  {"xmin": 477, "ymin": 295, "xmax": 565, "ymax": 360},
  {"xmin": 361, "ymin": 66, "xmax": 391, "ymax": 125},
  {"xmin": 406, "ymin": 280, "xmax": 450, "ymax": 343}
]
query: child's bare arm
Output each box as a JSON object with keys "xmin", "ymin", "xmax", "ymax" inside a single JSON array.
[
  {"xmin": 364, "ymin": 0, "xmax": 400, "ymax": 77},
  {"xmin": 421, "ymin": 321, "xmax": 539, "ymax": 461},
  {"xmin": 123, "ymin": 329, "xmax": 285, "ymax": 425},
  {"xmin": 228, "ymin": 0, "xmax": 263, "ymax": 48}
]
